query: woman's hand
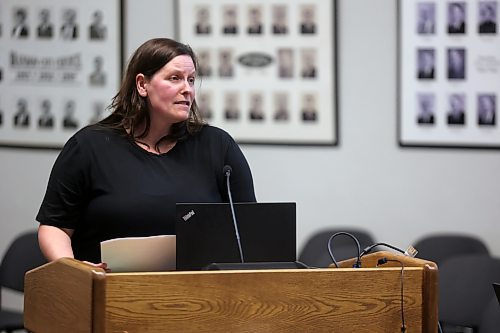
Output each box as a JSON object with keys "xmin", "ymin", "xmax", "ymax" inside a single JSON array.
[{"xmin": 83, "ymin": 261, "xmax": 111, "ymax": 272}]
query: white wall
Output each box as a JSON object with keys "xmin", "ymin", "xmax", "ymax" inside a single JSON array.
[{"xmin": 2, "ymin": 0, "xmax": 500, "ymax": 310}]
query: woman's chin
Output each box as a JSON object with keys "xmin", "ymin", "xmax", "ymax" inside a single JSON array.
[{"xmin": 172, "ymin": 111, "xmax": 190, "ymax": 123}]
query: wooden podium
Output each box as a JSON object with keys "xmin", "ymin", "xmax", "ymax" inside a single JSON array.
[{"xmin": 24, "ymin": 251, "xmax": 438, "ymax": 333}]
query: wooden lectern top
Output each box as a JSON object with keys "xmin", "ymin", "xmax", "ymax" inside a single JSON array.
[{"xmin": 24, "ymin": 251, "xmax": 438, "ymax": 333}]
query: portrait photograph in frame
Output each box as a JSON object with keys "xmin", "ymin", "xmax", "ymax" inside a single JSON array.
[
  {"xmin": 0, "ymin": 0, "xmax": 123, "ymax": 149},
  {"xmin": 175, "ymin": 0, "xmax": 338, "ymax": 146},
  {"xmin": 398, "ymin": 0, "xmax": 500, "ymax": 148}
]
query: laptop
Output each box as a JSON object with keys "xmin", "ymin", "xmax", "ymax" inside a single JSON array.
[
  {"xmin": 494, "ymin": 283, "xmax": 500, "ymax": 305},
  {"xmin": 175, "ymin": 202, "xmax": 296, "ymax": 271}
]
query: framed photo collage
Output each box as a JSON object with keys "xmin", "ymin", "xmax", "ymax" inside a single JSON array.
[
  {"xmin": 0, "ymin": 0, "xmax": 122, "ymax": 148},
  {"xmin": 399, "ymin": 0, "xmax": 500, "ymax": 148},
  {"xmin": 176, "ymin": 0, "xmax": 338, "ymax": 145}
]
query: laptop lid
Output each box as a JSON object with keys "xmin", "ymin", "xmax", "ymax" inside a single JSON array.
[
  {"xmin": 494, "ymin": 283, "xmax": 500, "ymax": 305},
  {"xmin": 175, "ymin": 202, "xmax": 296, "ymax": 271}
]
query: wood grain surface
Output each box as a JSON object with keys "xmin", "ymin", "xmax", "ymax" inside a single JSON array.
[
  {"xmin": 24, "ymin": 258, "xmax": 105, "ymax": 333},
  {"xmin": 24, "ymin": 253, "xmax": 437, "ymax": 333},
  {"xmin": 103, "ymin": 268, "xmax": 425, "ymax": 332}
]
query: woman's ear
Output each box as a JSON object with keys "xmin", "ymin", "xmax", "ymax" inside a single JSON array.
[{"xmin": 136, "ymin": 73, "xmax": 147, "ymax": 97}]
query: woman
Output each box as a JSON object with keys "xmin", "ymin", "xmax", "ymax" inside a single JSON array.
[{"xmin": 37, "ymin": 38, "xmax": 256, "ymax": 269}]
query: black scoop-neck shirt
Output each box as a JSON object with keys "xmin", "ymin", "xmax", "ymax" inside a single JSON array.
[{"xmin": 36, "ymin": 124, "xmax": 256, "ymax": 263}]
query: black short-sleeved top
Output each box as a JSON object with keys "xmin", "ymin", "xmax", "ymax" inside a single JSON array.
[{"xmin": 36, "ymin": 124, "xmax": 256, "ymax": 263}]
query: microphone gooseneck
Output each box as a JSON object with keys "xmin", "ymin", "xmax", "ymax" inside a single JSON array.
[{"xmin": 223, "ymin": 165, "xmax": 245, "ymax": 263}]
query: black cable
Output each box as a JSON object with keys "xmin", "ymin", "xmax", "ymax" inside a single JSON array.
[
  {"xmin": 327, "ymin": 232, "xmax": 362, "ymax": 268},
  {"xmin": 438, "ymin": 321, "xmax": 443, "ymax": 333},
  {"xmin": 377, "ymin": 258, "xmax": 406, "ymax": 332},
  {"xmin": 360, "ymin": 242, "xmax": 406, "ymax": 258}
]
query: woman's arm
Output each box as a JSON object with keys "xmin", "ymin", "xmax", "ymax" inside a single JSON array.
[
  {"xmin": 38, "ymin": 224, "xmax": 74, "ymax": 261},
  {"xmin": 38, "ymin": 225, "xmax": 109, "ymax": 270}
]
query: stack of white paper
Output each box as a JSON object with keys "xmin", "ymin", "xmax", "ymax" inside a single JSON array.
[{"xmin": 100, "ymin": 235, "xmax": 176, "ymax": 272}]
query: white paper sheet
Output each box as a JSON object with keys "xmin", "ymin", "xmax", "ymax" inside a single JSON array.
[{"xmin": 100, "ymin": 235, "xmax": 176, "ymax": 272}]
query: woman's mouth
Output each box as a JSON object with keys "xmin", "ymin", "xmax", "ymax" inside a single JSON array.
[{"xmin": 174, "ymin": 100, "xmax": 191, "ymax": 107}]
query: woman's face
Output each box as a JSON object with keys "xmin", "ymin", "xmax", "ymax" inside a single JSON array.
[{"xmin": 139, "ymin": 55, "xmax": 196, "ymax": 125}]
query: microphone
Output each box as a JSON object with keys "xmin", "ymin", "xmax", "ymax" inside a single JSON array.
[
  {"xmin": 223, "ymin": 165, "xmax": 232, "ymax": 178},
  {"xmin": 205, "ymin": 166, "xmax": 308, "ymax": 270},
  {"xmin": 223, "ymin": 165, "xmax": 245, "ymax": 263}
]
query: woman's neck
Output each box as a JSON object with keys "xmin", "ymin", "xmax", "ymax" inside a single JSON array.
[
  {"xmin": 132, "ymin": 120, "xmax": 176, "ymax": 154},
  {"xmin": 143, "ymin": 121, "xmax": 171, "ymax": 144}
]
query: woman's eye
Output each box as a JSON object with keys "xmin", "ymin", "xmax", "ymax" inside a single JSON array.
[
  {"xmin": 188, "ymin": 77, "xmax": 196, "ymax": 84},
  {"xmin": 169, "ymin": 76, "xmax": 179, "ymax": 81}
]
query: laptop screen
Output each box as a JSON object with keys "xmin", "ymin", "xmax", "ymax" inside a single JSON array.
[
  {"xmin": 175, "ymin": 202, "xmax": 296, "ymax": 271},
  {"xmin": 494, "ymin": 283, "xmax": 500, "ymax": 305}
]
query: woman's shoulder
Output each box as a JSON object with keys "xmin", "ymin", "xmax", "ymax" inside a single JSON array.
[
  {"xmin": 73, "ymin": 124, "xmax": 123, "ymax": 142},
  {"xmin": 183, "ymin": 125, "xmax": 237, "ymax": 153},
  {"xmin": 65, "ymin": 124, "xmax": 125, "ymax": 154},
  {"xmin": 196, "ymin": 125, "xmax": 234, "ymax": 142}
]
